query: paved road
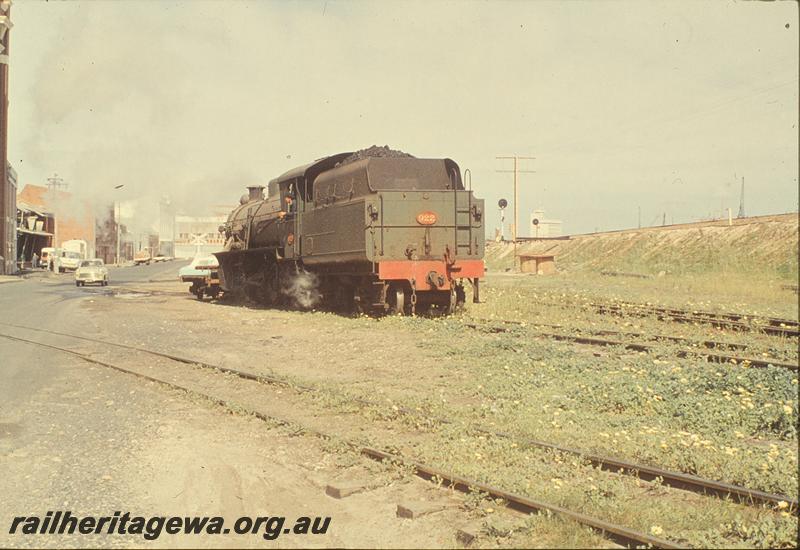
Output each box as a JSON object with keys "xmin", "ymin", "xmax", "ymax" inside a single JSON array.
[
  {"xmin": 0, "ymin": 261, "xmax": 196, "ymax": 547},
  {"xmin": 0, "ymin": 260, "xmax": 189, "ymax": 417}
]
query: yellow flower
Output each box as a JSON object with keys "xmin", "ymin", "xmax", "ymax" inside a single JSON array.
[
  {"xmin": 650, "ymin": 525, "xmax": 664, "ymax": 536},
  {"xmin": 783, "ymin": 405, "xmax": 793, "ymax": 414},
  {"xmin": 777, "ymin": 501, "xmax": 789, "ymax": 509}
]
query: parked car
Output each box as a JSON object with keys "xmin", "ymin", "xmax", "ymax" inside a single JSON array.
[
  {"xmin": 75, "ymin": 259, "xmax": 109, "ymax": 286},
  {"xmin": 59, "ymin": 250, "xmax": 83, "ymax": 272},
  {"xmin": 152, "ymin": 255, "xmax": 168, "ymax": 263}
]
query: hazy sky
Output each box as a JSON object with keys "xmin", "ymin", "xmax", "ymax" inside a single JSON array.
[{"xmin": 8, "ymin": 0, "xmax": 799, "ymax": 235}]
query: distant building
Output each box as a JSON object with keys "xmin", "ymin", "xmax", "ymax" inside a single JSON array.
[
  {"xmin": 16, "ymin": 199, "xmax": 55, "ymax": 267},
  {"xmin": 2, "ymin": 163, "xmax": 17, "ymax": 274},
  {"xmin": 17, "ymin": 184, "xmax": 96, "ymax": 256},
  {"xmin": 173, "ymin": 206, "xmax": 231, "ymax": 258},
  {"xmin": 529, "ymin": 209, "xmax": 562, "ymax": 238}
]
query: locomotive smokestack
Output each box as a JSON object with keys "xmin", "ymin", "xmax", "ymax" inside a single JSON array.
[{"xmin": 247, "ymin": 185, "xmax": 265, "ymax": 201}]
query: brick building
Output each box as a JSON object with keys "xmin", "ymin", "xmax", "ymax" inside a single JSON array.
[{"xmin": 17, "ymin": 184, "xmax": 96, "ymax": 255}]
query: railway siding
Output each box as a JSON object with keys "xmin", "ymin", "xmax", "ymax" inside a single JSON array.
[
  {"xmin": 11, "ymin": 269, "xmax": 795, "ymax": 548},
  {"xmin": 1, "ymin": 316, "xmax": 797, "ymax": 548}
]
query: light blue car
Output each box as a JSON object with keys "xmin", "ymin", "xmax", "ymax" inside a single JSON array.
[{"xmin": 179, "ymin": 255, "xmax": 221, "ymax": 300}]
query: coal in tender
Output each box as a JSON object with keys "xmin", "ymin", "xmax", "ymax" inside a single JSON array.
[{"xmin": 339, "ymin": 145, "xmax": 415, "ymax": 166}]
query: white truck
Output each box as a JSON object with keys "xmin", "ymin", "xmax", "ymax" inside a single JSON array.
[{"xmin": 62, "ymin": 239, "xmax": 89, "ymax": 259}]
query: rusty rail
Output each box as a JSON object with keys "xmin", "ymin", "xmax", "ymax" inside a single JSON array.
[
  {"xmin": 363, "ymin": 447, "xmax": 685, "ymax": 549},
  {"xmin": 472, "ymin": 318, "xmax": 750, "ymax": 351},
  {"xmin": 587, "ymin": 302, "xmax": 798, "ymax": 338},
  {"xmin": 465, "ymin": 322, "xmax": 798, "ymax": 371}
]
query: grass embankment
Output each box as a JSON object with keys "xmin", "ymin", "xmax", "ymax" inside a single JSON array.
[{"xmin": 486, "ymin": 213, "xmax": 799, "ymax": 282}]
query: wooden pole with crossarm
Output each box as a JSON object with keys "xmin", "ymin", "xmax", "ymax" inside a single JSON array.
[{"xmin": 496, "ymin": 155, "xmax": 535, "ymax": 268}]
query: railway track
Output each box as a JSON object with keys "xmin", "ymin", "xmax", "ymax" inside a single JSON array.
[
  {"xmin": 616, "ymin": 302, "xmax": 800, "ymax": 330},
  {"xmin": 472, "ymin": 318, "xmax": 751, "ymax": 351},
  {"xmin": 0, "ymin": 327, "xmax": 683, "ymax": 549},
  {"xmin": 464, "ymin": 319, "xmax": 798, "ymax": 371},
  {"xmin": 584, "ymin": 301, "xmax": 799, "ymax": 338},
  {"xmin": 1, "ymin": 320, "xmax": 796, "ymax": 514}
]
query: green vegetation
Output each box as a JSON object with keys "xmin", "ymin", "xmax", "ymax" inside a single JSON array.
[
  {"xmin": 272, "ymin": 297, "xmax": 798, "ymax": 547},
  {"xmin": 120, "ymin": 231, "xmax": 799, "ymax": 548},
  {"xmin": 486, "ymin": 215, "xmax": 799, "ymax": 280}
]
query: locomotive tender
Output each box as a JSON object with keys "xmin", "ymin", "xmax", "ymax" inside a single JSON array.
[{"xmin": 215, "ymin": 150, "xmax": 485, "ymax": 314}]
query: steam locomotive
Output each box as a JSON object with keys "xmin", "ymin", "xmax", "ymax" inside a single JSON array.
[{"xmin": 215, "ymin": 149, "xmax": 485, "ymax": 314}]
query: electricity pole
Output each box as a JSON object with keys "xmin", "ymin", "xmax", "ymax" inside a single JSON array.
[
  {"xmin": 46, "ymin": 173, "xmax": 68, "ymax": 192},
  {"xmin": 496, "ymin": 156, "xmax": 535, "ymax": 242},
  {"xmin": 737, "ymin": 177, "xmax": 745, "ymax": 218},
  {"xmin": 496, "ymin": 155, "xmax": 535, "ymax": 267}
]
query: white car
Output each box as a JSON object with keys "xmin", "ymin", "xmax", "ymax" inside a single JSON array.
[{"xmin": 75, "ymin": 259, "xmax": 109, "ymax": 286}]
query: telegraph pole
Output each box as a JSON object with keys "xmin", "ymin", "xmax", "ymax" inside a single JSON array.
[
  {"xmin": 496, "ymin": 155, "xmax": 535, "ymax": 268},
  {"xmin": 496, "ymin": 156, "xmax": 535, "ymax": 242},
  {"xmin": 0, "ymin": 1, "xmax": 11, "ymax": 275},
  {"xmin": 46, "ymin": 173, "xmax": 68, "ymax": 192},
  {"xmin": 737, "ymin": 177, "xmax": 745, "ymax": 218}
]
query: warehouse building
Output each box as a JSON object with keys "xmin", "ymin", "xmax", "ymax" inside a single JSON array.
[
  {"xmin": 17, "ymin": 183, "xmax": 96, "ymax": 255},
  {"xmin": 16, "ymin": 199, "xmax": 54, "ymax": 268}
]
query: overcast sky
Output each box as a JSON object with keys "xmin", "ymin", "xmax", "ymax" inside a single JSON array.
[{"xmin": 8, "ymin": 0, "xmax": 799, "ymax": 235}]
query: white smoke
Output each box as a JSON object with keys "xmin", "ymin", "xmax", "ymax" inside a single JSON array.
[{"xmin": 281, "ymin": 267, "xmax": 322, "ymax": 309}]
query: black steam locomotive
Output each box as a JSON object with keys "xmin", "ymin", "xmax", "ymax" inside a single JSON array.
[{"xmin": 215, "ymin": 149, "xmax": 485, "ymax": 314}]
